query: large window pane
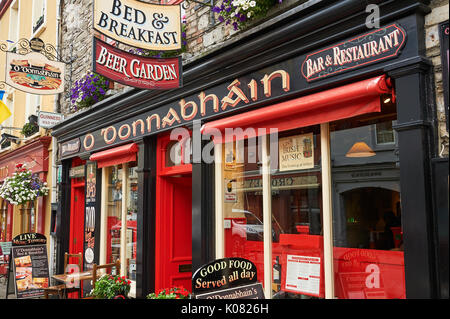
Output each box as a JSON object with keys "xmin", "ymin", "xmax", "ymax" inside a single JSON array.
[
  {"xmin": 330, "ymin": 115, "xmax": 405, "ymax": 299},
  {"xmin": 223, "ymin": 138, "xmax": 265, "ymax": 283},
  {"xmin": 271, "ymin": 126, "xmax": 324, "ymax": 299}
]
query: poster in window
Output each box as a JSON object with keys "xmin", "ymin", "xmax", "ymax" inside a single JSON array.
[
  {"xmin": 279, "ymin": 133, "xmax": 314, "ymax": 171},
  {"xmin": 285, "ymin": 255, "xmax": 321, "ymax": 297}
]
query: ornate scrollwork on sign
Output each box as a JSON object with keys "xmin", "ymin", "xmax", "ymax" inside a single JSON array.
[{"xmin": 0, "ymin": 38, "xmax": 63, "ymax": 62}]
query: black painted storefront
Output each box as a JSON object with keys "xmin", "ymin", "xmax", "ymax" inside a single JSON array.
[{"xmin": 52, "ymin": 0, "xmax": 447, "ymax": 298}]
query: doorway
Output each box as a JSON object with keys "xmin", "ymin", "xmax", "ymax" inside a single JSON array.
[{"xmin": 155, "ymin": 134, "xmax": 193, "ymax": 292}]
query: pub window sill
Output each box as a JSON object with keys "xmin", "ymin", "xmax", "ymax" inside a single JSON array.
[{"xmin": 31, "ymin": 21, "xmax": 47, "ymax": 39}]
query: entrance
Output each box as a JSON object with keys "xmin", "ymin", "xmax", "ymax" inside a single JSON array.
[{"xmin": 155, "ymin": 134, "xmax": 193, "ymax": 292}]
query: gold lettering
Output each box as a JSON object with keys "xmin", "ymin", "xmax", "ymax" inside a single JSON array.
[{"xmin": 261, "ymin": 70, "xmax": 290, "ymax": 97}]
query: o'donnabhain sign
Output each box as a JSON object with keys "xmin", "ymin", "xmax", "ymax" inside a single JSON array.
[{"xmin": 93, "ymin": 0, "xmax": 181, "ymax": 51}]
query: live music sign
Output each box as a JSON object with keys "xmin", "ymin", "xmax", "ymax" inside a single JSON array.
[{"xmin": 92, "ymin": 37, "xmax": 182, "ymax": 90}]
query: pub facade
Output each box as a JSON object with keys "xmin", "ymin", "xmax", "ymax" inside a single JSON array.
[{"xmin": 52, "ymin": 0, "xmax": 448, "ymax": 299}]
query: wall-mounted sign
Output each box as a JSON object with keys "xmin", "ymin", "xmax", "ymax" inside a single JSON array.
[
  {"xmin": 93, "ymin": 0, "xmax": 181, "ymax": 51},
  {"xmin": 69, "ymin": 165, "xmax": 85, "ymax": 178},
  {"xmin": 37, "ymin": 111, "xmax": 64, "ymax": 129},
  {"xmin": 301, "ymin": 24, "xmax": 406, "ymax": 82},
  {"xmin": 279, "ymin": 133, "xmax": 314, "ymax": 171},
  {"xmin": 10, "ymin": 233, "xmax": 49, "ymax": 299},
  {"xmin": 192, "ymin": 257, "xmax": 260, "ymax": 297},
  {"xmin": 439, "ymin": 21, "xmax": 449, "ymax": 130},
  {"xmin": 60, "ymin": 138, "xmax": 80, "ymax": 158},
  {"xmin": 92, "ymin": 37, "xmax": 182, "ymax": 90},
  {"xmin": 5, "ymin": 51, "xmax": 65, "ymax": 94}
]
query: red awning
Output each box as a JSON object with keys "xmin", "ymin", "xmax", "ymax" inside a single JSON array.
[
  {"xmin": 201, "ymin": 75, "xmax": 393, "ymax": 142},
  {"xmin": 89, "ymin": 143, "xmax": 139, "ymax": 168}
]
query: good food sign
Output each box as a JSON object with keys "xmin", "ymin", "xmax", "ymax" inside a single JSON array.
[
  {"xmin": 93, "ymin": 0, "xmax": 181, "ymax": 51},
  {"xmin": 5, "ymin": 51, "xmax": 65, "ymax": 95},
  {"xmin": 93, "ymin": 37, "xmax": 182, "ymax": 90}
]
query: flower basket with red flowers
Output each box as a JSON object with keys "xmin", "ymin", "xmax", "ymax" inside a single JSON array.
[
  {"xmin": 147, "ymin": 286, "xmax": 191, "ymax": 299},
  {"xmin": 89, "ymin": 274, "xmax": 131, "ymax": 299}
]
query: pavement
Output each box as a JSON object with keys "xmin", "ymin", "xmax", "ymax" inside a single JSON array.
[{"xmin": 0, "ymin": 276, "xmax": 16, "ymax": 299}]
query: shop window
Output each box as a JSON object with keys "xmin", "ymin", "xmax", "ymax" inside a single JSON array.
[
  {"xmin": 1, "ymin": 200, "xmax": 8, "ymax": 242},
  {"xmin": 214, "ymin": 96, "xmax": 403, "ymax": 299},
  {"xmin": 20, "ymin": 200, "xmax": 36, "ymax": 234},
  {"xmin": 221, "ymin": 129, "xmax": 325, "ymax": 299},
  {"xmin": 103, "ymin": 161, "xmax": 138, "ymax": 289},
  {"xmin": 330, "ymin": 113, "xmax": 405, "ymax": 299}
]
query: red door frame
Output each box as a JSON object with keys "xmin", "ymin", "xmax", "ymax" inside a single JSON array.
[{"xmin": 155, "ymin": 134, "xmax": 192, "ymax": 291}]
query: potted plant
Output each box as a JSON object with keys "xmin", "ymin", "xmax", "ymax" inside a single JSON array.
[
  {"xmin": 0, "ymin": 163, "xmax": 49, "ymax": 205},
  {"xmin": 21, "ymin": 122, "xmax": 39, "ymax": 137},
  {"xmin": 89, "ymin": 274, "xmax": 131, "ymax": 299},
  {"xmin": 147, "ymin": 286, "xmax": 191, "ymax": 299}
]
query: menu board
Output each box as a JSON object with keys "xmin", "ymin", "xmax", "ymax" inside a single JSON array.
[
  {"xmin": 285, "ymin": 255, "xmax": 321, "ymax": 297},
  {"xmin": 11, "ymin": 233, "xmax": 49, "ymax": 299}
]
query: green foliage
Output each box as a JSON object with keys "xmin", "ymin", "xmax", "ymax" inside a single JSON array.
[
  {"xmin": 147, "ymin": 286, "xmax": 191, "ymax": 299},
  {"xmin": 90, "ymin": 274, "xmax": 131, "ymax": 299}
]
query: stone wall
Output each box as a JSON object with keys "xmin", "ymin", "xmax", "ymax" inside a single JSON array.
[
  {"xmin": 58, "ymin": 0, "xmax": 304, "ymax": 116},
  {"xmin": 425, "ymin": 0, "xmax": 449, "ymax": 157}
]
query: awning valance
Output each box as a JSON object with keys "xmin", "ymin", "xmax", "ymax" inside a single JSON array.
[
  {"xmin": 89, "ymin": 143, "xmax": 139, "ymax": 168},
  {"xmin": 201, "ymin": 75, "xmax": 393, "ymax": 143}
]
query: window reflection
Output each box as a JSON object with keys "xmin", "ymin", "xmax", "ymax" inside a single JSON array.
[{"xmin": 331, "ymin": 118, "xmax": 405, "ymax": 299}]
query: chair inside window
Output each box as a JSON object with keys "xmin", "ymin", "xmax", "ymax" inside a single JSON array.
[
  {"xmin": 44, "ymin": 252, "xmax": 83, "ymax": 299},
  {"xmin": 91, "ymin": 259, "xmax": 121, "ymax": 289}
]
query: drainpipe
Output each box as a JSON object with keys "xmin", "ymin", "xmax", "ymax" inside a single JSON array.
[{"xmin": 49, "ymin": 0, "xmax": 62, "ymax": 279}]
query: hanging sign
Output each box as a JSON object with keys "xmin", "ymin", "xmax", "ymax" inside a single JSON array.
[
  {"xmin": 301, "ymin": 24, "xmax": 406, "ymax": 82},
  {"xmin": 5, "ymin": 51, "xmax": 65, "ymax": 94},
  {"xmin": 93, "ymin": 0, "xmax": 181, "ymax": 51},
  {"xmin": 279, "ymin": 133, "xmax": 314, "ymax": 171},
  {"xmin": 92, "ymin": 37, "xmax": 182, "ymax": 90},
  {"xmin": 37, "ymin": 111, "xmax": 64, "ymax": 129},
  {"xmin": 10, "ymin": 233, "xmax": 50, "ymax": 299},
  {"xmin": 192, "ymin": 257, "xmax": 264, "ymax": 299}
]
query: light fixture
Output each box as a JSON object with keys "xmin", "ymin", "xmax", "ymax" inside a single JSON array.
[
  {"xmin": 345, "ymin": 141, "xmax": 376, "ymax": 158},
  {"xmin": 383, "ymin": 97, "xmax": 391, "ymax": 104}
]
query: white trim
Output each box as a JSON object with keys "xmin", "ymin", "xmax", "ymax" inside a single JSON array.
[
  {"xmin": 262, "ymin": 135, "xmax": 273, "ymax": 299},
  {"xmin": 99, "ymin": 167, "xmax": 108, "ymax": 265},
  {"xmin": 120, "ymin": 162, "xmax": 128, "ymax": 277},
  {"xmin": 320, "ymin": 123, "xmax": 335, "ymax": 299}
]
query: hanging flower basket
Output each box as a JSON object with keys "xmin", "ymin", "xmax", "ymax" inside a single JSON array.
[
  {"xmin": 0, "ymin": 164, "xmax": 49, "ymax": 206},
  {"xmin": 70, "ymin": 71, "xmax": 110, "ymax": 112},
  {"xmin": 213, "ymin": 0, "xmax": 280, "ymax": 31}
]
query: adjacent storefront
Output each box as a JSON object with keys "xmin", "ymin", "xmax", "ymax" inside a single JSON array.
[
  {"xmin": 52, "ymin": 1, "xmax": 445, "ymax": 299},
  {"xmin": 0, "ymin": 137, "xmax": 51, "ymax": 243}
]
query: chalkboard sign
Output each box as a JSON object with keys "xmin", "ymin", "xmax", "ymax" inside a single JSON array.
[
  {"xmin": 192, "ymin": 257, "xmax": 264, "ymax": 299},
  {"xmin": 10, "ymin": 233, "xmax": 50, "ymax": 299}
]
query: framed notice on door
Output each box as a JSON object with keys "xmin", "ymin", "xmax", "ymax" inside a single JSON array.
[{"xmin": 284, "ymin": 255, "xmax": 321, "ymax": 297}]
